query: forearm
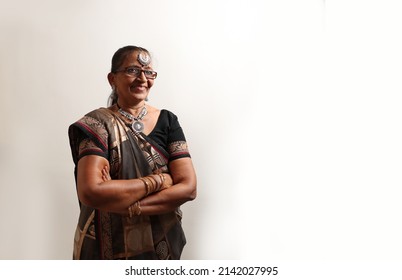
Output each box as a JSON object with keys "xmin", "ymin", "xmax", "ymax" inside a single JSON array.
[
  {"xmin": 77, "ymin": 156, "xmax": 166, "ymax": 214},
  {"xmin": 89, "ymin": 173, "xmax": 168, "ymax": 214},
  {"xmin": 80, "ymin": 178, "xmax": 147, "ymax": 213},
  {"xmin": 137, "ymin": 158, "xmax": 197, "ymax": 216},
  {"xmin": 77, "ymin": 155, "xmax": 196, "ymax": 217},
  {"xmin": 140, "ymin": 182, "xmax": 196, "ymax": 215}
]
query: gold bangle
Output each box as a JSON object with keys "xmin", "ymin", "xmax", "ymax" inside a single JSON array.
[
  {"xmin": 149, "ymin": 175, "xmax": 160, "ymax": 192},
  {"xmin": 142, "ymin": 176, "xmax": 155, "ymax": 194},
  {"xmin": 139, "ymin": 178, "xmax": 150, "ymax": 196},
  {"xmin": 158, "ymin": 173, "xmax": 165, "ymax": 189},
  {"xmin": 150, "ymin": 174, "xmax": 162, "ymax": 191},
  {"xmin": 151, "ymin": 175, "xmax": 161, "ymax": 191}
]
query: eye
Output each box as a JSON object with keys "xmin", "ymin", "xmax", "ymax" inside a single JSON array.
[
  {"xmin": 126, "ymin": 67, "xmax": 140, "ymax": 74},
  {"xmin": 144, "ymin": 70, "xmax": 157, "ymax": 78}
]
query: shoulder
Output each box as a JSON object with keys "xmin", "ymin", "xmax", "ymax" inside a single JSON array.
[
  {"xmin": 69, "ymin": 107, "xmax": 115, "ymax": 140},
  {"xmin": 146, "ymin": 104, "xmax": 177, "ymax": 117},
  {"xmin": 68, "ymin": 108, "xmax": 112, "ymax": 164},
  {"xmin": 159, "ymin": 109, "xmax": 179, "ymax": 123},
  {"xmin": 85, "ymin": 107, "xmax": 115, "ymax": 122},
  {"xmin": 146, "ymin": 104, "xmax": 180, "ymax": 127},
  {"xmin": 70, "ymin": 107, "xmax": 115, "ymax": 128}
]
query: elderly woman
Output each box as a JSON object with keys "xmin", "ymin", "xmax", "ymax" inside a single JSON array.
[{"xmin": 68, "ymin": 46, "xmax": 197, "ymax": 260}]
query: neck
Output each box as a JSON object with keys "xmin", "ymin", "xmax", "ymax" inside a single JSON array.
[{"xmin": 117, "ymin": 101, "xmax": 146, "ymax": 114}]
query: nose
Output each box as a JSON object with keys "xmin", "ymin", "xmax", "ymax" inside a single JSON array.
[{"xmin": 137, "ymin": 70, "xmax": 147, "ymax": 82}]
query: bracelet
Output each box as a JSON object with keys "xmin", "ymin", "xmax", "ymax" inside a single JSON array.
[
  {"xmin": 158, "ymin": 173, "xmax": 165, "ymax": 189},
  {"xmin": 144, "ymin": 176, "xmax": 156, "ymax": 193},
  {"xmin": 139, "ymin": 174, "xmax": 164, "ymax": 196},
  {"xmin": 139, "ymin": 178, "xmax": 150, "ymax": 196},
  {"xmin": 134, "ymin": 201, "xmax": 141, "ymax": 216},
  {"xmin": 149, "ymin": 175, "xmax": 161, "ymax": 192},
  {"xmin": 128, "ymin": 201, "xmax": 141, "ymax": 218}
]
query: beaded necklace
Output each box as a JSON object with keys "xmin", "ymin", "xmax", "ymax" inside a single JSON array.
[{"xmin": 118, "ymin": 105, "xmax": 148, "ymax": 133}]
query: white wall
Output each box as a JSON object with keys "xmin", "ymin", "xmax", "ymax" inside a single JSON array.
[{"xmin": 1, "ymin": 0, "xmax": 402, "ymax": 260}]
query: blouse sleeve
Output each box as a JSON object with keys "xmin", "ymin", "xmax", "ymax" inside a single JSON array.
[
  {"xmin": 166, "ymin": 111, "xmax": 191, "ymax": 162},
  {"xmin": 68, "ymin": 114, "xmax": 109, "ymax": 165}
]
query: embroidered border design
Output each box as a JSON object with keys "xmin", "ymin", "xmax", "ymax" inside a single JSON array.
[
  {"xmin": 168, "ymin": 141, "xmax": 189, "ymax": 158},
  {"xmin": 99, "ymin": 211, "xmax": 113, "ymax": 260},
  {"xmin": 78, "ymin": 138, "xmax": 104, "ymax": 157},
  {"xmin": 76, "ymin": 116, "xmax": 108, "ymax": 151}
]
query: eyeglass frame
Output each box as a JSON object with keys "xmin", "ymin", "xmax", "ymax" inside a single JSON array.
[{"xmin": 113, "ymin": 66, "xmax": 158, "ymax": 79}]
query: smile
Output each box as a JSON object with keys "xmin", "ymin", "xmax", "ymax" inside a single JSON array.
[{"xmin": 131, "ymin": 85, "xmax": 147, "ymax": 91}]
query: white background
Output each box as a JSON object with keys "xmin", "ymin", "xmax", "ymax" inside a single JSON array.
[{"xmin": 1, "ymin": 0, "xmax": 402, "ymax": 261}]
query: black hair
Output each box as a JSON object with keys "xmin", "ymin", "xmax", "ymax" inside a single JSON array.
[{"xmin": 110, "ymin": 45, "xmax": 150, "ymax": 73}]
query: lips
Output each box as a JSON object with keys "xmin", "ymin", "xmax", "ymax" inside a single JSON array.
[{"xmin": 130, "ymin": 84, "xmax": 147, "ymax": 92}]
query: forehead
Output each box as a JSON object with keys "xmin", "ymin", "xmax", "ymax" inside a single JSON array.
[{"xmin": 122, "ymin": 51, "xmax": 153, "ymax": 68}]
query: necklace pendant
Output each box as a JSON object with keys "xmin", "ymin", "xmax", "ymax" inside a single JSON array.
[
  {"xmin": 118, "ymin": 107, "xmax": 147, "ymax": 133},
  {"xmin": 132, "ymin": 121, "xmax": 144, "ymax": 133}
]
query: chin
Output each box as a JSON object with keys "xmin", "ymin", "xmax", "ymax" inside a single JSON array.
[{"xmin": 130, "ymin": 93, "xmax": 149, "ymax": 102}]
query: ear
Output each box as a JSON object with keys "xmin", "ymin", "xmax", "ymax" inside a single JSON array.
[{"xmin": 107, "ymin": 72, "xmax": 115, "ymax": 88}]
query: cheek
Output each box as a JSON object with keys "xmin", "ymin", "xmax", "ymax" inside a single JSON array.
[
  {"xmin": 147, "ymin": 80, "xmax": 154, "ymax": 89},
  {"xmin": 116, "ymin": 79, "xmax": 132, "ymax": 88}
]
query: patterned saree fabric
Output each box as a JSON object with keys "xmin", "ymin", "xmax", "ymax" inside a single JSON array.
[{"xmin": 68, "ymin": 106, "xmax": 190, "ymax": 259}]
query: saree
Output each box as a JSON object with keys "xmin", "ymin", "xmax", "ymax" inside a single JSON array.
[{"xmin": 68, "ymin": 106, "xmax": 188, "ymax": 260}]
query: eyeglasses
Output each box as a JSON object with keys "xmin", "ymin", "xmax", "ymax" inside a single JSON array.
[{"xmin": 114, "ymin": 66, "xmax": 157, "ymax": 79}]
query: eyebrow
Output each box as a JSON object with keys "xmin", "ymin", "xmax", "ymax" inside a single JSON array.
[{"xmin": 126, "ymin": 64, "xmax": 153, "ymax": 70}]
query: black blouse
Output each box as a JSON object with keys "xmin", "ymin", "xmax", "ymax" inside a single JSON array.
[{"xmin": 147, "ymin": 109, "xmax": 190, "ymax": 162}]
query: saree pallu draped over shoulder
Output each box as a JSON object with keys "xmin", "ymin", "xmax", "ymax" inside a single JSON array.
[{"xmin": 68, "ymin": 108, "xmax": 186, "ymax": 260}]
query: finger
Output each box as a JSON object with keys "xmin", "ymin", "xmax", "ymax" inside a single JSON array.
[{"xmin": 101, "ymin": 167, "xmax": 111, "ymax": 181}]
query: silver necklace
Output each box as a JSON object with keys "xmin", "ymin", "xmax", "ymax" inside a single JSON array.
[{"xmin": 118, "ymin": 106, "xmax": 148, "ymax": 133}]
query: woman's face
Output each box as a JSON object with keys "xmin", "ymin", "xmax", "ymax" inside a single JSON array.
[{"xmin": 110, "ymin": 50, "xmax": 155, "ymax": 106}]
